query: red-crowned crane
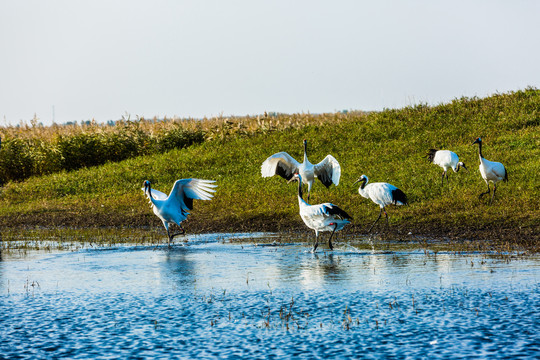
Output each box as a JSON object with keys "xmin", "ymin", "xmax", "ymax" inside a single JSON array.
[
  {"xmin": 142, "ymin": 179, "xmax": 217, "ymax": 246},
  {"xmin": 426, "ymin": 149, "xmax": 468, "ymax": 186},
  {"xmin": 288, "ymin": 173, "xmax": 352, "ymax": 252},
  {"xmin": 353, "ymin": 175, "xmax": 407, "ymax": 233},
  {"xmin": 261, "ymin": 139, "xmax": 340, "ymax": 200},
  {"xmin": 472, "ymin": 137, "xmax": 508, "ymax": 205}
]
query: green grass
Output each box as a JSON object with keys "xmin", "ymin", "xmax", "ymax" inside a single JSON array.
[{"xmin": 0, "ymin": 89, "xmax": 539, "ymax": 248}]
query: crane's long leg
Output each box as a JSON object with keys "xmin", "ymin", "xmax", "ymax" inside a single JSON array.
[
  {"xmin": 312, "ymin": 232, "xmax": 319, "ymax": 253},
  {"xmin": 164, "ymin": 223, "xmax": 186, "ymax": 247},
  {"xmin": 384, "ymin": 208, "xmax": 389, "ymax": 226},
  {"xmin": 367, "ymin": 208, "xmax": 383, "ymax": 233},
  {"xmin": 165, "ymin": 227, "xmax": 172, "ymax": 247},
  {"xmin": 170, "ymin": 225, "xmax": 186, "ymax": 239},
  {"xmin": 441, "ymin": 171, "xmax": 446, "ymax": 187},
  {"xmin": 489, "ymin": 183, "xmax": 497, "ymax": 205},
  {"xmin": 328, "ymin": 223, "xmax": 338, "ymax": 250},
  {"xmin": 445, "ymin": 172, "xmax": 449, "ymax": 185},
  {"xmin": 478, "ymin": 183, "xmax": 491, "ymax": 200}
]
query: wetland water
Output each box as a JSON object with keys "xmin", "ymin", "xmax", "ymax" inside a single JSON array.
[{"xmin": 0, "ymin": 233, "xmax": 539, "ymax": 359}]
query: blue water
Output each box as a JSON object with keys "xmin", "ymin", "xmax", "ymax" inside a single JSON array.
[{"xmin": 1, "ymin": 233, "xmax": 539, "ymax": 359}]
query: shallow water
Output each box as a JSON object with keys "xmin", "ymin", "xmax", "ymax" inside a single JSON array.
[{"xmin": 1, "ymin": 233, "xmax": 539, "ymax": 359}]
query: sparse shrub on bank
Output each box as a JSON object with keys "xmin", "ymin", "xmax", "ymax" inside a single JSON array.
[{"xmin": 0, "ymin": 138, "xmax": 36, "ymax": 182}]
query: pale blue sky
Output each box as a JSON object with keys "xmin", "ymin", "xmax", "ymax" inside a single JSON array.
[{"xmin": 1, "ymin": 0, "xmax": 539, "ymax": 125}]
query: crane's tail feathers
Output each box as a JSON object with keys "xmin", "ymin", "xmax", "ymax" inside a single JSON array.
[
  {"xmin": 392, "ymin": 188, "xmax": 408, "ymax": 206},
  {"xmin": 325, "ymin": 204, "xmax": 353, "ymax": 220},
  {"xmin": 426, "ymin": 149, "xmax": 438, "ymax": 163}
]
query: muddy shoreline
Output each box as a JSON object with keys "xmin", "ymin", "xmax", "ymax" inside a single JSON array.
[{"xmin": 1, "ymin": 212, "xmax": 538, "ymax": 252}]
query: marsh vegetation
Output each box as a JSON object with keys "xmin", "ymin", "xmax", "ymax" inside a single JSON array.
[{"xmin": 0, "ymin": 89, "xmax": 538, "ymax": 249}]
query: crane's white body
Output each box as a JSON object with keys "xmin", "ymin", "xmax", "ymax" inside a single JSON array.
[
  {"xmin": 290, "ymin": 173, "xmax": 351, "ymax": 252},
  {"xmin": 433, "ymin": 150, "xmax": 460, "ymax": 172},
  {"xmin": 357, "ymin": 181, "xmax": 406, "ymax": 208},
  {"xmin": 297, "ymin": 194, "xmax": 350, "ymax": 236},
  {"xmin": 354, "ymin": 175, "xmax": 407, "ymax": 232},
  {"xmin": 427, "ymin": 149, "xmax": 467, "ymax": 185},
  {"xmin": 142, "ymin": 178, "xmax": 217, "ymax": 245},
  {"xmin": 473, "ymin": 137, "xmax": 507, "ymax": 204},
  {"xmin": 261, "ymin": 140, "xmax": 340, "ymax": 199},
  {"xmin": 478, "ymin": 157, "xmax": 507, "ymax": 185}
]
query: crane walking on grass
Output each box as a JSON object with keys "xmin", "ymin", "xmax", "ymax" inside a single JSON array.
[
  {"xmin": 353, "ymin": 175, "xmax": 407, "ymax": 233},
  {"xmin": 142, "ymin": 178, "xmax": 217, "ymax": 246},
  {"xmin": 288, "ymin": 173, "xmax": 352, "ymax": 252},
  {"xmin": 426, "ymin": 149, "xmax": 468, "ymax": 186},
  {"xmin": 261, "ymin": 139, "xmax": 340, "ymax": 200},
  {"xmin": 472, "ymin": 137, "xmax": 508, "ymax": 205}
]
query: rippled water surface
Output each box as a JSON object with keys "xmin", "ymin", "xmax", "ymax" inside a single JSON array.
[{"xmin": 1, "ymin": 233, "xmax": 539, "ymax": 359}]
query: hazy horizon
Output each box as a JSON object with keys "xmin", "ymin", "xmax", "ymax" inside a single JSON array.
[{"xmin": 2, "ymin": 1, "xmax": 539, "ymax": 126}]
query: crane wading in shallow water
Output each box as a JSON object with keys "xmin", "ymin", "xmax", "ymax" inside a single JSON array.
[
  {"xmin": 426, "ymin": 149, "xmax": 468, "ymax": 186},
  {"xmin": 288, "ymin": 173, "xmax": 352, "ymax": 252},
  {"xmin": 353, "ymin": 175, "xmax": 407, "ymax": 233},
  {"xmin": 261, "ymin": 139, "xmax": 340, "ymax": 201},
  {"xmin": 472, "ymin": 137, "xmax": 508, "ymax": 205},
  {"xmin": 142, "ymin": 179, "xmax": 217, "ymax": 246}
]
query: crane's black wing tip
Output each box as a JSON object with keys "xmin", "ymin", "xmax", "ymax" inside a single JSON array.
[
  {"xmin": 426, "ymin": 149, "xmax": 438, "ymax": 163},
  {"xmin": 276, "ymin": 161, "xmax": 295, "ymax": 180},
  {"xmin": 326, "ymin": 204, "xmax": 353, "ymax": 220},
  {"xmin": 392, "ymin": 188, "xmax": 408, "ymax": 205},
  {"xmin": 183, "ymin": 193, "xmax": 194, "ymax": 210},
  {"xmin": 317, "ymin": 169, "xmax": 334, "ymax": 188}
]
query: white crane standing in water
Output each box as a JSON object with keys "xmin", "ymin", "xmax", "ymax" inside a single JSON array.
[
  {"xmin": 472, "ymin": 137, "xmax": 508, "ymax": 205},
  {"xmin": 426, "ymin": 149, "xmax": 468, "ymax": 186},
  {"xmin": 261, "ymin": 139, "xmax": 341, "ymax": 200},
  {"xmin": 353, "ymin": 175, "xmax": 408, "ymax": 233},
  {"xmin": 142, "ymin": 178, "xmax": 217, "ymax": 246},
  {"xmin": 288, "ymin": 173, "xmax": 352, "ymax": 252}
]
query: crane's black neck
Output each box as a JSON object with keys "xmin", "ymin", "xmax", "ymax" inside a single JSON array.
[
  {"xmin": 297, "ymin": 177, "xmax": 304, "ymax": 200},
  {"xmin": 476, "ymin": 140, "xmax": 483, "ymax": 158},
  {"xmin": 359, "ymin": 178, "xmax": 367, "ymax": 190},
  {"xmin": 145, "ymin": 181, "xmax": 153, "ymax": 199}
]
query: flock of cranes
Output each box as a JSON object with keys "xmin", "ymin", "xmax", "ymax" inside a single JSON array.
[{"xmin": 143, "ymin": 137, "xmax": 508, "ymax": 251}]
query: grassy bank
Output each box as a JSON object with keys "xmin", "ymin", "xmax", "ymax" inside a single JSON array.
[{"xmin": 0, "ymin": 89, "xmax": 539, "ymax": 249}]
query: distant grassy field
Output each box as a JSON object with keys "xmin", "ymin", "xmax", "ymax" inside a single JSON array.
[{"xmin": 0, "ymin": 89, "xmax": 538, "ymax": 249}]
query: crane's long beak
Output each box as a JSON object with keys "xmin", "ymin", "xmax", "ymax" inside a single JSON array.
[
  {"xmin": 462, "ymin": 164, "xmax": 469, "ymax": 172},
  {"xmin": 353, "ymin": 178, "xmax": 361, "ymax": 185}
]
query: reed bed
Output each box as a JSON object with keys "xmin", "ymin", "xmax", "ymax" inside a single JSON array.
[{"xmin": 0, "ymin": 112, "xmax": 357, "ymax": 184}]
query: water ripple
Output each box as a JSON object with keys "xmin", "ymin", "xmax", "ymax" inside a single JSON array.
[{"xmin": 1, "ymin": 235, "xmax": 539, "ymax": 359}]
